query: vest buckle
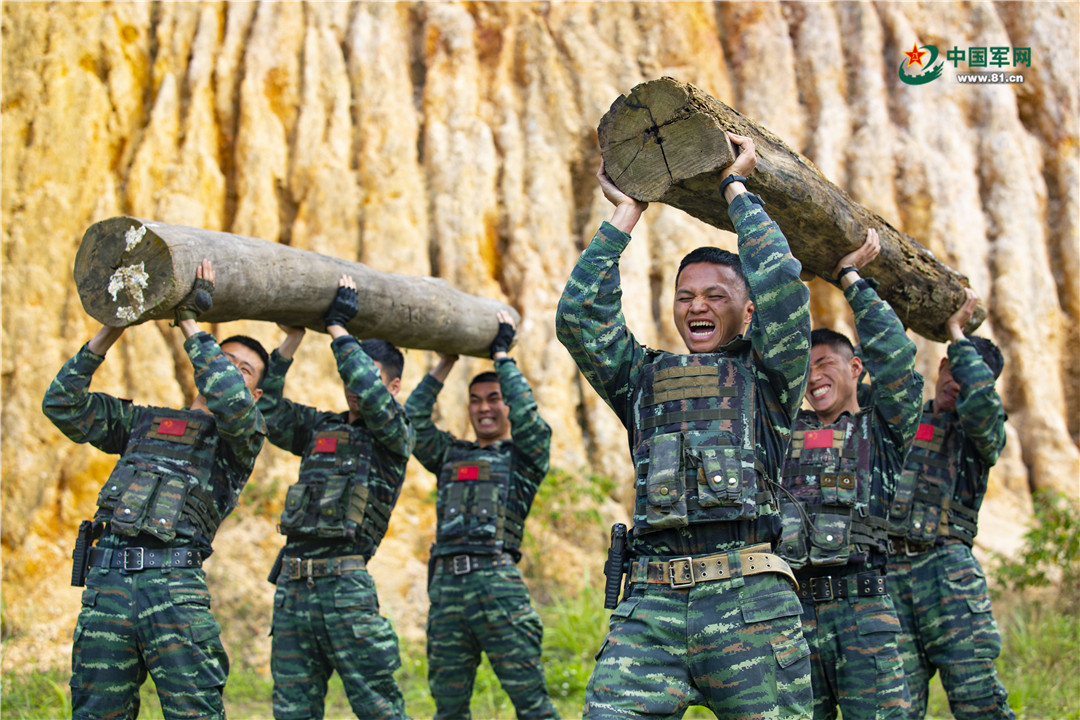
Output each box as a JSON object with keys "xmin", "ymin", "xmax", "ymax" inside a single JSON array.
[
  {"xmin": 122, "ymin": 547, "xmax": 145, "ymax": 572},
  {"xmin": 668, "ymin": 557, "xmax": 695, "ymax": 588}
]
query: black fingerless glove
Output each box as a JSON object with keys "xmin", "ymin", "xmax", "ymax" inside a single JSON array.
[
  {"xmin": 173, "ymin": 277, "xmax": 214, "ymax": 325},
  {"xmin": 324, "ymin": 285, "xmax": 359, "ymax": 329},
  {"xmin": 489, "ymin": 321, "xmax": 516, "ymax": 358}
]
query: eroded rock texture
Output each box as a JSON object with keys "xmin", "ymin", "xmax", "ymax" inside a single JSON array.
[{"xmin": 2, "ymin": 1, "xmax": 1076, "ymax": 673}]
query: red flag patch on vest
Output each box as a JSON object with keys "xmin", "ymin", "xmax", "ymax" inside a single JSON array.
[
  {"xmin": 915, "ymin": 423, "xmax": 935, "ymax": 442},
  {"xmin": 457, "ymin": 466, "xmax": 480, "ymax": 481},
  {"xmin": 803, "ymin": 429, "xmax": 834, "ymax": 449},
  {"xmin": 157, "ymin": 419, "xmax": 188, "ymax": 437},
  {"xmin": 314, "ymin": 436, "xmax": 338, "ymax": 453}
]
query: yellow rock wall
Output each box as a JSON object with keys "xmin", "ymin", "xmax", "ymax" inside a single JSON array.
[{"xmin": 2, "ymin": 1, "xmax": 1077, "ymax": 674}]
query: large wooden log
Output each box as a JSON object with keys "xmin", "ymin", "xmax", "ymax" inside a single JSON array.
[
  {"xmin": 74, "ymin": 216, "xmax": 517, "ymax": 357},
  {"xmin": 598, "ymin": 77, "xmax": 984, "ymax": 342}
]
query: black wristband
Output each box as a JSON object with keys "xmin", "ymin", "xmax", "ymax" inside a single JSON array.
[
  {"xmin": 719, "ymin": 174, "xmax": 747, "ymax": 199},
  {"xmin": 835, "ymin": 266, "xmax": 860, "ymax": 285}
]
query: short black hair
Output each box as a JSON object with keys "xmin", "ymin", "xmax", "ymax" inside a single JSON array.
[
  {"xmin": 967, "ymin": 336, "xmax": 1004, "ymax": 380},
  {"xmin": 675, "ymin": 247, "xmax": 748, "ymax": 292},
  {"xmin": 219, "ymin": 335, "xmax": 270, "ymax": 386},
  {"xmin": 810, "ymin": 328, "xmax": 855, "ymax": 358},
  {"xmin": 469, "ymin": 371, "xmax": 499, "ymax": 390},
  {"xmin": 360, "ymin": 339, "xmax": 404, "ymax": 381}
]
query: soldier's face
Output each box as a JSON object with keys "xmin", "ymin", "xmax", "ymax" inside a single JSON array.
[
  {"xmin": 673, "ymin": 262, "xmax": 754, "ymax": 354},
  {"xmin": 806, "ymin": 344, "xmax": 862, "ymax": 421},
  {"xmin": 468, "ymin": 381, "xmax": 510, "ymax": 444},
  {"xmin": 221, "ymin": 342, "xmax": 264, "ymax": 402},
  {"xmin": 934, "ymin": 358, "xmax": 960, "ymax": 412}
]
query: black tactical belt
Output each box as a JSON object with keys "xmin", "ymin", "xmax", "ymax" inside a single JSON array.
[
  {"xmin": 285, "ymin": 554, "xmax": 367, "ymax": 581},
  {"xmin": 434, "ymin": 553, "xmax": 515, "ymax": 576},
  {"xmin": 888, "ymin": 537, "xmax": 937, "ymax": 557},
  {"xmin": 88, "ymin": 546, "xmax": 203, "ymax": 572},
  {"xmin": 795, "ymin": 570, "xmax": 887, "ymax": 603},
  {"xmin": 630, "ymin": 543, "xmax": 797, "ymax": 590}
]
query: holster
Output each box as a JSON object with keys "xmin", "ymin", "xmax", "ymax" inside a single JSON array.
[
  {"xmin": 70, "ymin": 520, "xmax": 102, "ymax": 587},
  {"xmin": 603, "ymin": 523, "xmax": 630, "ymax": 609},
  {"xmin": 267, "ymin": 546, "xmax": 285, "ymax": 584}
]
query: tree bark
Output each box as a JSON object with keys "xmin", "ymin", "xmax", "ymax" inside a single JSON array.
[
  {"xmin": 74, "ymin": 216, "xmax": 517, "ymax": 357},
  {"xmin": 597, "ymin": 77, "xmax": 984, "ymax": 342}
]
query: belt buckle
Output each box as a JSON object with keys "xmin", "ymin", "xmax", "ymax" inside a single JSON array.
[
  {"xmin": 123, "ymin": 547, "xmax": 145, "ymax": 572},
  {"xmin": 668, "ymin": 556, "xmax": 695, "ymax": 589},
  {"xmin": 286, "ymin": 558, "xmax": 301, "ymax": 581},
  {"xmin": 905, "ymin": 540, "xmax": 927, "ymax": 557},
  {"xmin": 452, "ymin": 555, "xmax": 471, "ymax": 575},
  {"xmin": 810, "ymin": 576, "xmax": 834, "ymax": 602}
]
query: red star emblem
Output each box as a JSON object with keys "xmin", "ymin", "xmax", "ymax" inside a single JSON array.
[{"xmin": 903, "ymin": 42, "xmax": 928, "ymax": 68}]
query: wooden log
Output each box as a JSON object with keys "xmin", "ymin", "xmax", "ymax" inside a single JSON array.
[
  {"xmin": 598, "ymin": 77, "xmax": 984, "ymax": 342},
  {"xmin": 74, "ymin": 216, "xmax": 517, "ymax": 358}
]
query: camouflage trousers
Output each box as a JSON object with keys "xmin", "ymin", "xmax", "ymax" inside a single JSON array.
[
  {"xmin": 426, "ymin": 555, "xmax": 559, "ymax": 719},
  {"xmin": 796, "ymin": 579, "xmax": 910, "ymax": 720},
  {"xmin": 886, "ymin": 540, "xmax": 1014, "ymax": 719},
  {"xmin": 70, "ymin": 564, "xmax": 228, "ymax": 720},
  {"xmin": 584, "ymin": 570, "xmax": 812, "ymax": 719},
  {"xmin": 271, "ymin": 568, "xmax": 405, "ymax": 720}
]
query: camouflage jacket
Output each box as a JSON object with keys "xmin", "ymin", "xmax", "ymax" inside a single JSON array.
[
  {"xmin": 405, "ymin": 357, "xmax": 551, "ymax": 561},
  {"xmin": 781, "ymin": 278, "xmax": 923, "ymax": 570},
  {"xmin": 889, "ymin": 339, "xmax": 1005, "ymax": 544},
  {"xmin": 258, "ymin": 335, "xmax": 414, "ymax": 559},
  {"xmin": 42, "ymin": 332, "xmax": 266, "ymax": 554},
  {"xmin": 555, "ymin": 193, "xmax": 812, "ymax": 557}
]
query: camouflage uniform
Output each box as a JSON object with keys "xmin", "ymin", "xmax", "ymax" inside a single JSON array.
[
  {"xmin": 556, "ymin": 192, "xmax": 814, "ymax": 719},
  {"xmin": 259, "ymin": 336, "xmax": 414, "ymax": 720},
  {"xmin": 42, "ymin": 332, "xmax": 265, "ymax": 720},
  {"xmin": 405, "ymin": 358, "xmax": 559, "ymax": 720},
  {"xmin": 777, "ymin": 278, "xmax": 921, "ymax": 720},
  {"xmin": 886, "ymin": 340, "xmax": 1014, "ymax": 719}
]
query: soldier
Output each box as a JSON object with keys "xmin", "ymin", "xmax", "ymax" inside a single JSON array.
[
  {"xmin": 556, "ymin": 134, "xmax": 813, "ymax": 718},
  {"xmin": 885, "ymin": 288, "xmax": 1015, "ymax": 719},
  {"xmin": 776, "ymin": 229, "xmax": 922, "ymax": 719},
  {"xmin": 42, "ymin": 259, "xmax": 267, "ymax": 720},
  {"xmin": 404, "ymin": 311, "xmax": 559, "ymax": 720},
  {"xmin": 260, "ymin": 275, "xmax": 414, "ymax": 720}
]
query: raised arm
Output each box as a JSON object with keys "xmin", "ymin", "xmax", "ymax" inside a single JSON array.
[
  {"xmin": 946, "ymin": 290, "xmax": 1006, "ymax": 466},
  {"xmin": 555, "ymin": 162, "xmax": 648, "ymax": 422},
  {"xmin": 404, "ymin": 355, "xmax": 458, "ymax": 475},
  {"xmin": 489, "ymin": 315, "xmax": 551, "ymax": 476},
  {"xmin": 42, "ymin": 325, "xmax": 134, "ymax": 453},
  {"xmin": 840, "ymin": 231, "xmax": 923, "ymax": 452},
  {"xmin": 257, "ymin": 328, "xmax": 322, "ymax": 456},
  {"xmin": 726, "ymin": 134, "xmax": 812, "ymax": 422}
]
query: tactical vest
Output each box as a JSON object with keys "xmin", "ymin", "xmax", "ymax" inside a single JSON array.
[
  {"xmin": 778, "ymin": 412, "xmax": 887, "ymax": 569},
  {"xmin": 434, "ymin": 442, "xmax": 523, "ymax": 554},
  {"xmin": 95, "ymin": 408, "xmax": 222, "ymax": 544},
  {"xmin": 631, "ymin": 350, "xmax": 772, "ymax": 535},
  {"xmin": 278, "ymin": 424, "xmax": 392, "ymax": 545},
  {"xmin": 887, "ymin": 412, "xmax": 980, "ymax": 546}
]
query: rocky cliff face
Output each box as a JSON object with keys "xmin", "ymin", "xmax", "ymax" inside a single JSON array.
[{"xmin": 2, "ymin": 1, "xmax": 1076, "ymax": 673}]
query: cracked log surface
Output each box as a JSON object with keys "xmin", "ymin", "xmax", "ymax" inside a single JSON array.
[
  {"xmin": 598, "ymin": 77, "xmax": 984, "ymax": 342},
  {"xmin": 76, "ymin": 216, "xmax": 518, "ymax": 357}
]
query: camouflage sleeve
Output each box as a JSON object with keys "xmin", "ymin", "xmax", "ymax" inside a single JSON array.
[
  {"xmin": 555, "ymin": 221, "xmax": 646, "ymax": 425},
  {"xmin": 735, "ymin": 194, "xmax": 812, "ymax": 424},
  {"xmin": 41, "ymin": 343, "xmax": 135, "ymax": 454},
  {"xmin": 185, "ymin": 331, "xmax": 266, "ymax": 471},
  {"xmin": 496, "ymin": 357, "xmax": 551, "ymax": 478},
  {"xmin": 846, "ymin": 279, "xmax": 923, "ymax": 453},
  {"xmin": 948, "ymin": 339, "xmax": 1006, "ymax": 466},
  {"xmin": 404, "ymin": 373, "xmax": 455, "ymax": 475},
  {"xmin": 332, "ymin": 335, "xmax": 415, "ymax": 460},
  {"xmin": 256, "ymin": 349, "xmax": 322, "ymax": 456}
]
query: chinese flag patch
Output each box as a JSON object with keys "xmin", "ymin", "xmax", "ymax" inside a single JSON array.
[
  {"xmin": 158, "ymin": 419, "xmax": 188, "ymax": 437},
  {"xmin": 915, "ymin": 423, "xmax": 935, "ymax": 442},
  {"xmin": 314, "ymin": 436, "xmax": 338, "ymax": 454},
  {"xmin": 457, "ymin": 466, "xmax": 480, "ymax": 481},
  {"xmin": 804, "ymin": 429, "xmax": 834, "ymax": 449}
]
